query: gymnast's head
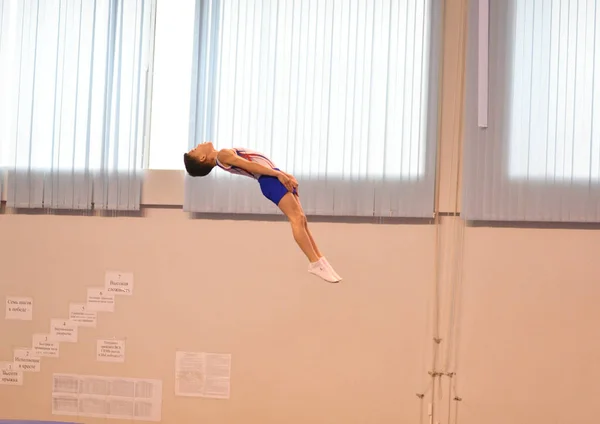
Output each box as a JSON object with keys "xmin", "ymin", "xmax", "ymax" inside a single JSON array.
[{"xmin": 183, "ymin": 142, "xmax": 217, "ymax": 177}]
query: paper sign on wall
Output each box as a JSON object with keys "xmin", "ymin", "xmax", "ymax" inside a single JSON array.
[
  {"xmin": 14, "ymin": 348, "xmax": 41, "ymax": 372},
  {"xmin": 0, "ymin": 362, "xmax": 23, "ymax": 386},
  {"xmin": 69, "ymin": 303, "xmax": 97, "ymax": 327},
  {"xmin": 97, "ymin": 339, "xmax": 126, "ymax": 363},
  {"xmin": 52, "ymin": 373, "xmax": 162, "ymax": 421},
  {"xmin": 105, "ymin": 271, "xmax": 134, "ymax": 296},
  {"xmin": 175, "ymin": 351, "xmax": 231, "ymax": 399},
  {"xmin": 33, "ymin": 334, "xmax": 60, "ymax": 358},
  {"xmin": 87, "ymin": 288, "xmax": 115, "ymax": 312},
  {"xmin": 5, "ymin": 296, "xmax": 33, "ymax": 320},
  {"xmin": 50, "ymin": 319, "xmax": 78, "ymax": 342}
]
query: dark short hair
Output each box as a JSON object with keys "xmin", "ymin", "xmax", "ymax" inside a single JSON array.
[{"xmin": 183, "ymin": 153, "xmax": 214, "ymax": 177}]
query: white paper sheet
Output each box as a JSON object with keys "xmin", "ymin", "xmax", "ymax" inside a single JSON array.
[
  {"xmin": 53, "ymin": 373, "xmax": 80, "ymax": 394},
  {"xmin": 5, "ymin": 296, "xmax": 33, "ymax": 320},
  {"xmin": 135, "ymin": 380, "xmax": 156, "ymax": 399},
  {"xmin": 52, "ymin": 394, "xmax": 79, "ymax": 416},
  {"xmin": 52, "ymin": 374, "xmax": 162, "ymax": 422},
  {"xmin": 86, "ymin": 288, "xmax": 115, "ymax": 312},
  {"xmin": 0, "ymin": 361, "xmax": 16, "ymax": 370},
  {"xmin": 78, "ymin": 395, "xmax": 109, "ymax": 417},
  {"xmin": 0, "ymin": 361, "xmax": 23, "ymax": 386},
  {"xmin": 203, "ymin": 353, "xmax": 231, "ymax": 399},
  {"xmin": 109, "ymin": 378, "xmax": 135, "ymax": 398},
  {"xmin": 50, "ymin": 319, "xmax": 78, "ymax": 342},
  {"xmin": 133, "ymin": 380, "xmax": 163, "ymax": 421},
  {"xmin": 175, "ymin": 351, "xmax": 204, "ymax": 396},
  {"xmin": 13, "ymin": 348, "xmax": 41, "ymax": 372},
  {"xmin": 134, "ymin": 399, "xmax": 160, "ymax": 421},
  {"xmin": 97, "ymin": 339, "xmax": 125, "ymax": 363},
  {"xmin": 80, "ymin": 376, "xmax": 110, "ymax": 396},
  {"xmin": 33, "ymin": 334, "xmax": 60, "ymax": 358},
  {"xmin": 175, "ymin": 351, "xmax": 231, "ymax": 399},
  {"xmin": 108, "ymin": 398, "xmax": 134, "ymax": 420},
  {"xmin": 105, "ymin": 271, "xmax": 134, "ymax": 296},
  {"xmin": 69, "ymin": 303, "xmax": 97, "ymax": 327}
]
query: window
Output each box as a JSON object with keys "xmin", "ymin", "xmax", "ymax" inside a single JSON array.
[
  {"xmin": 462, "ymin": 0, "xmax": 600, "ymax": 222},
  {"xmin": 191, "ymin": 0, "xmax": 433, "ymax": 179},
  {"xmin": 0, "ymin": 0, "xmax": 152, "ymax": 172},
  {"xmin": 212, "ymin": 0, "xmax": 431, "ymax": 179},
  {"xmin": 0, "ymin": 0, "xmax": 442, "ymax": 215},
  {"xmin": 185, "ymin": 0, "xmax": 442, "ymax": 217},
  {"xmin": 509, "ymin": 0, "xmax": 600, "ymax": 181},
  {"xmin": 0, "ymin": 0, "xmax": 152, "ymax": 210}
]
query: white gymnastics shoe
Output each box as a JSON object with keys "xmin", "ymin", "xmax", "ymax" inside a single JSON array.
[
  {"xmin": 308, "ymin": 258, "xmax": 342, "ymax": 283},
  {"xmin": 322, "ymin": 257, "xmax": 342, "ymax": 282}
]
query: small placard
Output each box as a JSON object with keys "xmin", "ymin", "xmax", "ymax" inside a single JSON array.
[
  {"xmin": 50, "ymin": 319, "xmax": 78, "ymax": 342},
  {"xmin": 105, "ymin": 271, "xmax": 134, "ymax": 296},
  {"xmin": 5, "ymin": 296, "xmax": 33, "ymax": 320},
  {"xmin": 33, "ymin": 334, "xmax": 60, "ymax": 358},
  {"xmin": 97, "ymin": 339, "xmax": 126, "ymax": 363},
  {"xmin": 69, "ymin": 303, "xmax": 97, "ymax": 327},
  {"xmin": 87, "ymin": 288, "xmax": 115, "ymax": 312},
  {"xmin": 0, "ymin": 362, "xmax": 23, "ymax": 386},
  {"xmin": 14, "ymin": 348, "xmax": 41, "ymax": 372}
]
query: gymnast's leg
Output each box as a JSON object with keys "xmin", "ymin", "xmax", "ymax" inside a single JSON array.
[{"xmin": 277, "ymin": 192, "xmax": 341, "ymax": 283}]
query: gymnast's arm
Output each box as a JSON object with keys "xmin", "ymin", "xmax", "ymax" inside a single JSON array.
[
  {"xmin": 217, "ymin": 149, "xmax": 297, "ymax": 191},
  {"xmin": 217, "ymin": 149, "xmax": 281, "ymax": 177}
]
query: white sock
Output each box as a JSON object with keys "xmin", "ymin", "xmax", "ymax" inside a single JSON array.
[
  {"xmin": 308, "ymin": 258, "xmax": 340, "ymax": 283},
  {"xmin": 322, "ymin": 257, "xmax": 342, "ymax": 281}
]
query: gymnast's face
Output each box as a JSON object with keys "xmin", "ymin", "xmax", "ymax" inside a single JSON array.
[{"xmin": 188, "ymin": 142, "xmax": 214, "ymax": 162}]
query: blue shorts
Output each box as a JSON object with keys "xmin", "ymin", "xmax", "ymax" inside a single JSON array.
[{"xmin": 258, "ymin": 169, "xmax": 297, "ymax": 206}]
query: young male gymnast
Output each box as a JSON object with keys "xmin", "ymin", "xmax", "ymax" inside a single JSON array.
[{"xmin": 183, "ymin": 142, "xmax": 342, "ymax": 283}]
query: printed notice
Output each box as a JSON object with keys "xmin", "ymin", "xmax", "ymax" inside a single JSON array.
[
  {"xmin": 87, "ymin": 288, "xmax": 115, "ymax": 312},
  {"xmin": 109, "ymin": 398, "xmax": 134, "ymax": 420},
  {"xmin": 134, "ymin": 379, "xmax": 163, "ymax": 421},
  {"xmin": 50, "ymin": 319, "xmax": 78, "ymax": 342},
  {"xmin": 14, "ymin": 348, "xmax": 41, "ymax": 372},
  {"xmin": 5, "ymin": 296, "xmax": 33, "ymax": 320},
  {"xmin": 110, "ymin": 378, "xmax": 135, "ymax": 398},
  {"xmin": 52, "ymin": 374, "xmax": 162, "ymax": 421},
  {"xmin": 69, "ymin": 303, "xmax": 97, "ymax": 327},
  {"xmin": 79, "ymin": 396, "xmax": 109, "ymax": 418},
  {"xmin": 80, "ymin": 376, "xmax": 110, "ymax": 396},
  {"xmin": 53, "ymin": 373, "xmax": 79, "ymax": 394},
  {"xmin": 97, "ymin": 339, "xmax": 125, "ymax": 363},
  {"xmin": 175, "ymin": 351, "xmax": 231, "ymax": 399},
  {"xmin": 0, "ymin": 361, "xmax": 23, "ymax": 386},
  {"xmin": 33, "ymin": 334, "xmax": 60, "ymax": 358},
  {"xmin": 105, "ymin": 271, "xmax": 134, "ymax": 296},
  {"xmin": 52, "ymin": 394, "xmax": 79, "ymax": 416},
  {"xmin": 175, "ymin": 351, "xmax": 204, "ymax": 396}
]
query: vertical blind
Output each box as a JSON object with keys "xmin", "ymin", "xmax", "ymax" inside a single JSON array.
[
  {"xmin": 463, "ymin": 0, "xmax": 600, "ymax": 222},
  {"xmin": 0, "ymin": 0, "xmax": 153, "ymax": 210},
  {"xmin": 185, "ymin": 0, "xmax": 443, "ymax": 217}
]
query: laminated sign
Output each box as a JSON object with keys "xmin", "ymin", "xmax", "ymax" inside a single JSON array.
[{"xmin": 105, "ymin": 272, "xmax": 134, "ymax": 296}]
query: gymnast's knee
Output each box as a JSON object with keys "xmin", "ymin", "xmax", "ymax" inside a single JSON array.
[{"xmin": 288, "ymin": 208, "xmax": 307, "ymax": 227}]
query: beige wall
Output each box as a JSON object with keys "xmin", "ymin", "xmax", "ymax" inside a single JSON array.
[
  {"xmin": 2, "ymin": 1, "xmax": 600, "ymax": 423},
  {"xmin": 0, "ymin": 210, "xmax": 435, "ymax": 424}
]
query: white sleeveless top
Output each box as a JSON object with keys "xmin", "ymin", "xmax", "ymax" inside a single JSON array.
[{"xmin": 215, "ymin": 148, "xmax": 278, "ymax": 179}]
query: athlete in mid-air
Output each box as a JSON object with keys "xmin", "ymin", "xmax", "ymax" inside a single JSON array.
[{"xmin": 184, "ymin": 142, "xmax": 341, "ymax": 283}]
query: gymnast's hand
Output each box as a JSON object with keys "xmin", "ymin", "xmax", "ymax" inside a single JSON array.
[
  {"xmin": 277, "ymin": 172, "xmax": 298, "ymax": 192},
  {"xmin": 285, "ymin": 172, "xmax": 298, "ymax": 190}
]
